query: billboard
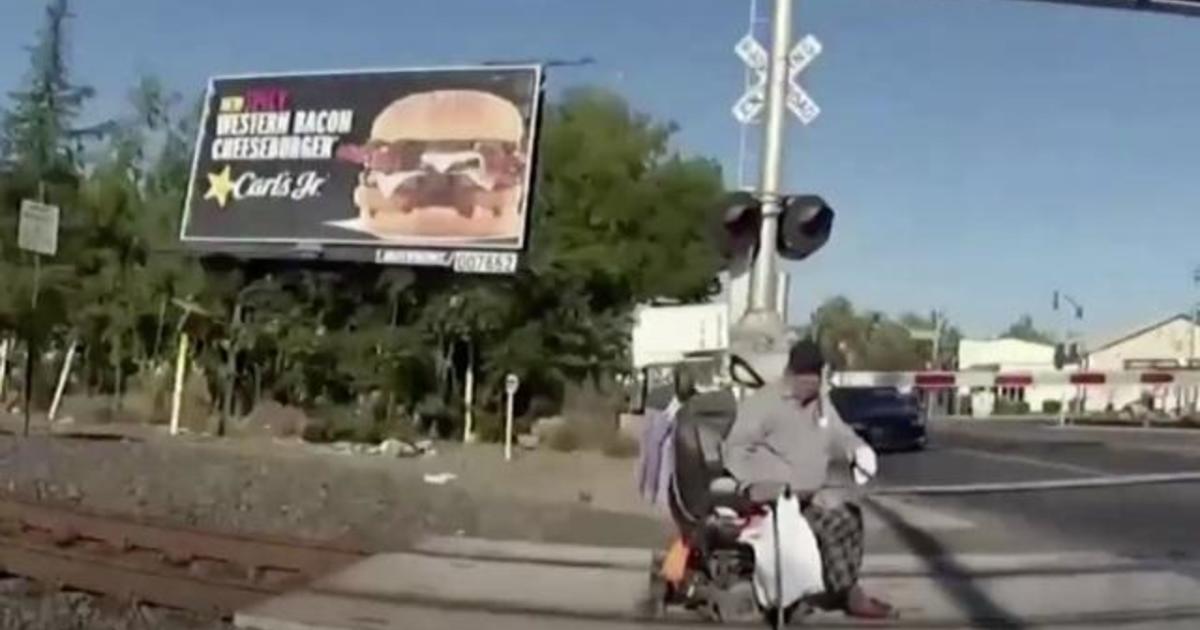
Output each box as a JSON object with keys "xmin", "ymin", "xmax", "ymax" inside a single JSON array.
[{"xmin": 180, "ymin": 65, "xmax": 543, "ymax": 272}]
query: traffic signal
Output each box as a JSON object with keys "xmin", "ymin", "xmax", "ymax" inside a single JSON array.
[
  {"xmin": 1053, "ymin": 342, "xmax": 1081, "ymax": 370},
  {"xmin": 713, "ymin": 192, "xmax": 835, "ymax": 268}
]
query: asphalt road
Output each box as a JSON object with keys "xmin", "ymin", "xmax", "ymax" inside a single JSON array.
[{"xmin": 868, "ymin": 419, "xmax": 1200, "ymax": 561}]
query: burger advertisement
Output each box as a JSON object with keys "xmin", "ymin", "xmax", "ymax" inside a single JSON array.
[{"xmin": 180, "ymin": 66, "xmax": 542, "ymax": 273}]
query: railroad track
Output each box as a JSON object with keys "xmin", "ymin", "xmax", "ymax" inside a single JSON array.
[{"xmin": 0, "ymin": 495, "xmax": 367, "ymax": 617}]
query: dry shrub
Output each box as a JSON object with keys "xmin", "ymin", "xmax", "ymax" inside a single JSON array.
[
  {"xmin": 545, "ymin": 422, "xmax": 582, "ymax": 452},
  {"xmin": 118, "ymin": 365, "xmax": 212, "ymax": 430},
  {"xmin": 601, "ymin": 431, "xmax": 640, "ymax": 459},
  {"xmin": 238, "ymin": 400, "xmax": 310, "ymax": 438}
]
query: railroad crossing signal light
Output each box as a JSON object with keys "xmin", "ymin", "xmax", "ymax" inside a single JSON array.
[
  {"xmin": 713, "ymin": 191, "xmax": 763, "ymax": 269},
  {"xmin": 777, "ymin": 194, "xmax": 834, "ymax": 261},
  {"xmin": 714, "ymin": 192, "xmax": 835, "ymax": 269}
]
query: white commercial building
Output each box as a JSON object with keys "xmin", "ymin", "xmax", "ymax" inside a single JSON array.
[
  {"xmin": 957, "ymin": 337, "xmax": 1076, "ymax": 417},
  {"xmin": 629, "ymin": 269, "xmax": 790, "ymax": 370},
  {"xmin": 1083, "ymin": 314, "xmax": 1200, "ymax": 413}
]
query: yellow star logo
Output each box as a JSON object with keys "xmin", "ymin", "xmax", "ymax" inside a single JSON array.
[{"xmin": 204, "ymin": 165, "xmax": 236, "ymax": 208}]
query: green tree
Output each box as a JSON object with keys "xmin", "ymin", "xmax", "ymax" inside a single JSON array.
[
  {"xmin": 1000, "ymin": 314, "xmax": 1055, "ymax": 345},
  {"xmin": 0, "ymin": 12, "xmax": 728, "ymax": 437},
  {"xmin": 811, "ymin": 297, "xmax": 942, "ymax": 371},
  {"xmin": 1, "ymin": 0, "xmax": 107, "ymax": 180},
  {"xmin": 899, "ymin": 311, "xmax": 962, "ymax": 368}
]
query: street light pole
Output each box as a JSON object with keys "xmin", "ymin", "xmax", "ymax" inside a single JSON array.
[
  {"xmin": 1191, "ymin": 265, "xmax": 1199, "ymax": 368},
  {"xmin": 1053, "ymin": 290, "xmax": 1084, "ymax": 423},
  {"xmin": 736, "ymin": 0, "xmax": 793, "ymax": 357},
  {"xmin": 1190, "ymin": 265, "xmax": 1199, "ymax": 412}
]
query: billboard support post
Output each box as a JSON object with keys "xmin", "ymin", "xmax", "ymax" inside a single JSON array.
[{"xmin": 221, "ymin": 297, "xmax": 244, "ymax": 438}]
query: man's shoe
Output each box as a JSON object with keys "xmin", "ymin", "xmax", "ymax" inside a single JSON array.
[{"xmin": 845, "ymin": 586, "xmax": 897, "ymax": 619}]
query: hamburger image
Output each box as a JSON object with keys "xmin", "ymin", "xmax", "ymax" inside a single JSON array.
[{"xmin": 335, "ymin": 90, "xmax": 528, "ymax": 241}]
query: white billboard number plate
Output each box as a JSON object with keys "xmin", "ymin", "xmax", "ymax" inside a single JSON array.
[
  {"xmin": 453, "ymin": 251, "xmax": 518, "ymax": 275},
  {"xmin": 18, "ymin": 199, "xmax": 60, "ymax": 256}
]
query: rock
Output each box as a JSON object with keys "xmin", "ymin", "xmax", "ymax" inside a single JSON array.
[
  {"xmin": 0, "ymin": 577, "xmax": 31, "ymax": 595},
  {"xmin": 378, "ymin": 438, "xmax": 417, "ymax": 458},
  {"xmin": 423, "ymin": 472, "xmax": 457, "ymax": 485},
  {"xmin": 532, "ymin": 416, "xmax": 566, "ymax": 440},
  {"xmin": 239, "ymin": 401, "xmax": 311, "ymax": 438},
  {"xmin": 517, "ymin": 434, "xmax": 540, "ymax": 450}
]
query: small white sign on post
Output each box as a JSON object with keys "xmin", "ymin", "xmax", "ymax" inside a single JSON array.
[
  {"xmin": 504, "ymin": 373, "xmax": 521, "ymax": 462},
  {"xmin": 18, "ymin": 200, "xmax": 60, "ymax": 257}
]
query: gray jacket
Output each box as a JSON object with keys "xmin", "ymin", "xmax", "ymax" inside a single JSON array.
[{"xmin": 722, "ymin": 380, "xmax": 865, "ymax": 495}]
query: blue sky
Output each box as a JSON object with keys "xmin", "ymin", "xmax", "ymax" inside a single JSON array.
[{"xmin": 2, "ymin": 0, "xmax": 1198, "ymax": 340}]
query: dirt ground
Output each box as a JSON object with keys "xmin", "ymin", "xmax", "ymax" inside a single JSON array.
[{"xmin": 0, "ymin": 412, "xmax": 670, "ymax": 551}]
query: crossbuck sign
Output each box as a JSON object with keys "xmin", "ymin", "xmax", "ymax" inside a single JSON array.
[{"xmin": 732, "ymin": 32, "xmax": 823, "ymax": 126}]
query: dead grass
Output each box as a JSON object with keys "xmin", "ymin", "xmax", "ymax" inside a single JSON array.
[{"xmin": 601, "ymin": 431, "xmax": 640, "ymax": 458}]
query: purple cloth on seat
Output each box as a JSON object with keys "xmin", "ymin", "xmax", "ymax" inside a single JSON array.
[{"xmin": 638, "ymin": 398, "xmax": 680, "ymax": 505}]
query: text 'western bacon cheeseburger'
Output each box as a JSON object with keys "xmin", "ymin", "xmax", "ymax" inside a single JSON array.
[{"xmin": 335, "ymin": 90, "xmax": 528, "ymax": 240}]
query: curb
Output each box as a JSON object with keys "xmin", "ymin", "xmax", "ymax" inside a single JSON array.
[{"xmin": 412, "ymin": 536, "xmax": 1192, "ymax": 577}]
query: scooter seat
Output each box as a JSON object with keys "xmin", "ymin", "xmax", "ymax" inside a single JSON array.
[{"xmin": 670, "ymin": 389, "xmax": 739, "ymax": 534}]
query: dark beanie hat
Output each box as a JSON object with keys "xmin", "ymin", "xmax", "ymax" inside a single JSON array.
[{"xmin": 786, "ymin": 338, "xmax": 825, "ymax": 374}]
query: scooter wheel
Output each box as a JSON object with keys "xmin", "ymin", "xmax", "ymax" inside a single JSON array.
[{"xmin": 639, "ymin": 556, "xmax": 668, "ymax": 619}]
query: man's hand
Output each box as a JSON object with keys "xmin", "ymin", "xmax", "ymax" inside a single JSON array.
[{"xmin": 852, "ymin": 445, "xmax": 877, "ymax": 485}]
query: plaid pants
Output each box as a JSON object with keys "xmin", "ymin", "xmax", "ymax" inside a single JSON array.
[{"xmin": 801, "ymin": 501, "xmax": 864, "ymax": 598}]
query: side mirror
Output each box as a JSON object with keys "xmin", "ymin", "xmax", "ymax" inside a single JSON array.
[{"xmin": 729, "ymin": 354, "xmax": 766, "ymax": 390}]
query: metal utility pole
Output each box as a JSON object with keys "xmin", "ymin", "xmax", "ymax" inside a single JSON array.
[
  {"xmin": 1190, "ymin": 265, "xmax": 1199, "ymax": 411},
  {"xmin": 735, "ymin": 0, "xmax": 793, "ymax": 360},
  {"xmin": 1192, "ymin": 266, "xmax": 1199, "ymax": 367},
  {"xmin": 1053, "ymin": 290, "xmax": 1084, "ymax": 423},
  {"xmin": 747, "ymin": 0, "xmax": 791, "ymax": 321}
]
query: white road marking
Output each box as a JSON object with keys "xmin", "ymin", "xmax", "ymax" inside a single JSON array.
[
  {"xmin": 948, "ymin": 446, "xmax": 1109, "ymax": 477},
  {"xmin": 863, "ymin": 495, "xmax": 975, "ymax": 532},
  {"xmin": 876, "ymin": 471, "xmax": 1200, "ymax": 495}
]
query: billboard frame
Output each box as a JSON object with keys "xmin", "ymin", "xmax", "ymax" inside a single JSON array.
[{"xmin": 178, "ymin": 64, "xmax": 545, "ymax": 257}]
